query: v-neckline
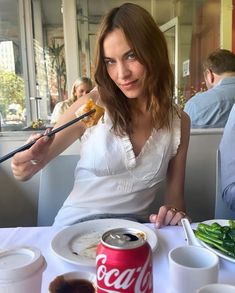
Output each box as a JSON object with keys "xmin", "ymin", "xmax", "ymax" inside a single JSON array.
[{"xmin": 120, "ymin": 129, "xmax": 155, "ymax": 169}]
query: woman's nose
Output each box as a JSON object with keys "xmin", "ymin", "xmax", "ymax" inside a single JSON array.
[{"xmin": 117, "ymin": 62, "xmax": 131, "ymax": 79}]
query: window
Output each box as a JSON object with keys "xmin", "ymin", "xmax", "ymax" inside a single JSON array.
[
  {"xmin": 0, "ymin": 0, "xmax": 26, "ymax": 131},
  {"xmin": 0, "ymin": 0, "xmax": 65, "ymax": 132}
]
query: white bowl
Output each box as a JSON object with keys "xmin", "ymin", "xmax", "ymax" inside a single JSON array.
[
  {"xmin": 49, "ymin": 271, "xmax": 96, "ymax": 292},
  {"xmin": 197, "ymin": 283, "xmax": 235, "ymax": 293}
]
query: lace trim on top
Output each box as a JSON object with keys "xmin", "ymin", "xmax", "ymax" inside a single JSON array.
[
  {"xmin": 120, "ymin": 136, "xmax": 136, "ymax": 169},
  {"xmin": 119, "ymin": 112, "xmax": 181, "ymax": 169},
  {"xmin": 82, "ymin": 110, "xmax": 181, "ymax": 170}
]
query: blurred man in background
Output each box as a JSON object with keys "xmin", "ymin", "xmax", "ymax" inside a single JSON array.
[{"xmin": 184, "ymin": 49, "xmax": 235, "ymax": 128}]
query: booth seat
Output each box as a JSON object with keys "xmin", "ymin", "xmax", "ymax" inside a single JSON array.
[{"xmin": 37, "ymin": 154, "xmax": 79, "ymax": 226}]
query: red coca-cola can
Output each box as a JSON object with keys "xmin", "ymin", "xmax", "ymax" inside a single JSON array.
[{"xmin": 96, "ymin": 227, "xmax": 153, "ymax": 293}]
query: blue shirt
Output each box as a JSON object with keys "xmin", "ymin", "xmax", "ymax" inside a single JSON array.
[
  {"xmin": 219, "ymin": 104, "xmax": 235, "ymax": 210},
  {"xmin": 184, "ymin": 76, "xmax": 235, "ymax": 128}
]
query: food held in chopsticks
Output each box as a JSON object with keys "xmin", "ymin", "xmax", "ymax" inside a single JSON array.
[
  {"xmin": 75, "ymin": 98, "xmax": 104, "ymax": 128},
  {"xmin": 194, "ymin": 220, "xmax": 235, "ymax": 258}
]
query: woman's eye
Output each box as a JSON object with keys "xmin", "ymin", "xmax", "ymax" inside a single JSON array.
[
  {"xmin": 104, "ymin": 59, "xmax": 115, "ymax": 65},
  {"xmin": 127, "ymin": 52, "xmax": 136, "ymax": 60}
]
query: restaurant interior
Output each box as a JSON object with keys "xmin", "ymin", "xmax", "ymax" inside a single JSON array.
[{"xmin": 0, "ymin": 1, "xmax": 235, "ymax": 292}]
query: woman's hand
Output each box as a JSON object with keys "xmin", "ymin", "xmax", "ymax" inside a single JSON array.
[
  {"xmin": 11, "ymin": 131, "xmax": 54, "ymax": 181},
  {"xmin": 149, "ymin": 205, "xmax": 189, "ymax": 228}
]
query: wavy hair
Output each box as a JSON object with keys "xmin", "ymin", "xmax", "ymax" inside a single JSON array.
[{"xmin": 94, "ymin": 3, "xmax": 175, "ymax": 135}]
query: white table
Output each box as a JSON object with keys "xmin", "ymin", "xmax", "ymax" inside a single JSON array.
[{"xmin": 0, "ymin": 224, "xmax": 234, "ymax": 292}]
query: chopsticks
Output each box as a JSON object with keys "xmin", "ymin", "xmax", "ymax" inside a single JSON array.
[{"xmin": 0, "ymin": 108, "xmax": 96, "ymax": 164}]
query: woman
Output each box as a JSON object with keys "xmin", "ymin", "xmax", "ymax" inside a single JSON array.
[
  {"xmin": 50, "ymin": 77, "xmax": 93, "ymax": 125},
  {"xmin": 11, "ymin": 3, "xmax": 190, "ymax": 228}
]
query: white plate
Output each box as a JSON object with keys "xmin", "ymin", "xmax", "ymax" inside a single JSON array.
[
  {"xmin": 197, "ymin": 219, "xmax": 235, "ymax": 263},
  {"xmin": 197, "ymin": 283, "xmax": 235, "ymax": 293},
  {"xmin": 51, "ymin": 219, "xmax": 158, "ymax": 267}
]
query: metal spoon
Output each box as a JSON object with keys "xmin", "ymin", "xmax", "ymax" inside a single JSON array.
[{"xmin": 181, "ymin": 218, "xmax": 200, "ymax": 246}]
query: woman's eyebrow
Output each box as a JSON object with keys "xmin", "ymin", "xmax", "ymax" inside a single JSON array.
[
  {"xmin": 104, "ymin": 49, "xmax": 133, "ymax": 60},
  {"xmin": 123, "ymin": 50, "xmax": 133, "ymax": 57},
  {"xmin": 103, "ymin": 56, "xmax": 113, "ymax": 60}
]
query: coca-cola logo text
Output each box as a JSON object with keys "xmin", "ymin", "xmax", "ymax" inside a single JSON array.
[{"xmin": 96, "ymin": 252, "xmax": 153, "ymax": 292}]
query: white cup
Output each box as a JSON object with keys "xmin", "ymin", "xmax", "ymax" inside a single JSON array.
[
  {"xmin": 197, "ymin": 283, "xmax": 235, "ymax": 293},
  {"xmin": 0, "ymin": 246, "xmax": 46, "ymax": 293},
  {"xmin": 168, "ymin": 245, "xmax": 219, "ymax": 293}
]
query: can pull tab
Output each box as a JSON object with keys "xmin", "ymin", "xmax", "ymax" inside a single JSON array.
[{"xmin": 110, "ymin": 233, "xmax": 139, "ymax": 243}]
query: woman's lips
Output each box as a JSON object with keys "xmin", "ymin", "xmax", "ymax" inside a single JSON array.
[{"xmin": 120, "ymin": 80, "xmax": 137, "ymax": 90}]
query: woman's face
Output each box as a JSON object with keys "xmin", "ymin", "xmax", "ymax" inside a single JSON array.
[
  {"xmin": 75, "ymin": 83, "xmax": 91, "ymax": 98},
  {"xmin": 103, "ymin": 28, "xmax": 146, "ymax": 100}
]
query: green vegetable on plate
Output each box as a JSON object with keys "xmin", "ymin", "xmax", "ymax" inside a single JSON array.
[{"xmin": 194, "ymin": 220, "xmax": 235, "ymax": 259}]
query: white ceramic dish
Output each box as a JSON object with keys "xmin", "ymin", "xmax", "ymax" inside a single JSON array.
[
  {"xmin": 196, "ymin": 283, "xmax": 235, "ymax": 293},
  {"xmin": 196, "ymin": 219, "xmax": 235, "ymax": 263},
  {"xmin": 51, "ymin": 219, "xmax": 158, "ymax": 267}
]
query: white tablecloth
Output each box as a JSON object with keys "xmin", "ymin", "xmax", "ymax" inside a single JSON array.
[{"xmin": 0, "ymin": 224, "xmax": 234, "ymax": 292}]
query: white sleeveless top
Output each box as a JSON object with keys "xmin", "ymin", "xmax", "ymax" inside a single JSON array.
[{"xmin": 54, "ymin": 111, "xmax": 181, "ymax": 226}]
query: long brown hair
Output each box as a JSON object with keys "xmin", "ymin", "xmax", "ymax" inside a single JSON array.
[{"xmin": 94, "ymin": 3, "xmax": 174, "ymax": 135}]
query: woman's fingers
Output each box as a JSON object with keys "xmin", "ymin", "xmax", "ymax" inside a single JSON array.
[
  {"xmin": 11, "ymin": 132, "xmax": 54, "ymax": 181},
  {"xmin": 25, "ymin": 133, "xmax": 43, "ymax": 144},
  {"xmin": 150, "ymin": 206, "xmax": 168, "ymax": 228},
  {"xmin": 150, "ymin": 205, "xmax": 188, "ymax": 228}
]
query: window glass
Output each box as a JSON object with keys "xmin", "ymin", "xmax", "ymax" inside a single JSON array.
[
  {"xmin": 32, "ymin": 0, "xmax": 64, "ymax": 124},
  {"xmin": 0, "ymin": 0, "xmax": 65, "ymax": 132},
  {"xmin": 0, "ymin": 0, "xmax": 26, "ymax": 131}
]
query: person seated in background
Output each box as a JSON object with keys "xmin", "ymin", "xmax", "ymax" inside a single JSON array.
[
  {"xmin": 50, "ymin": 77, "xmax": 93, "ymax": 125},
  {"xmin": 11, "ymin": 3, "xmax": 190, "ymax": 228},
  {"xmin": 219, "ymin": 103, "xmax": 235, "ymax": 211},
  {"xmin": 184, "ymin": 49, "xmax": 235, "ymax": 128}
]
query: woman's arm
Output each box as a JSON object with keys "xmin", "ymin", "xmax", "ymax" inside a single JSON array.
[
  {"xmin": 11, "ymin": 90, "xmax": 99, "ymax": 181},
  {"xmin": 150, "ymin": 110, "xmax": 191, "ymax": 227}
]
